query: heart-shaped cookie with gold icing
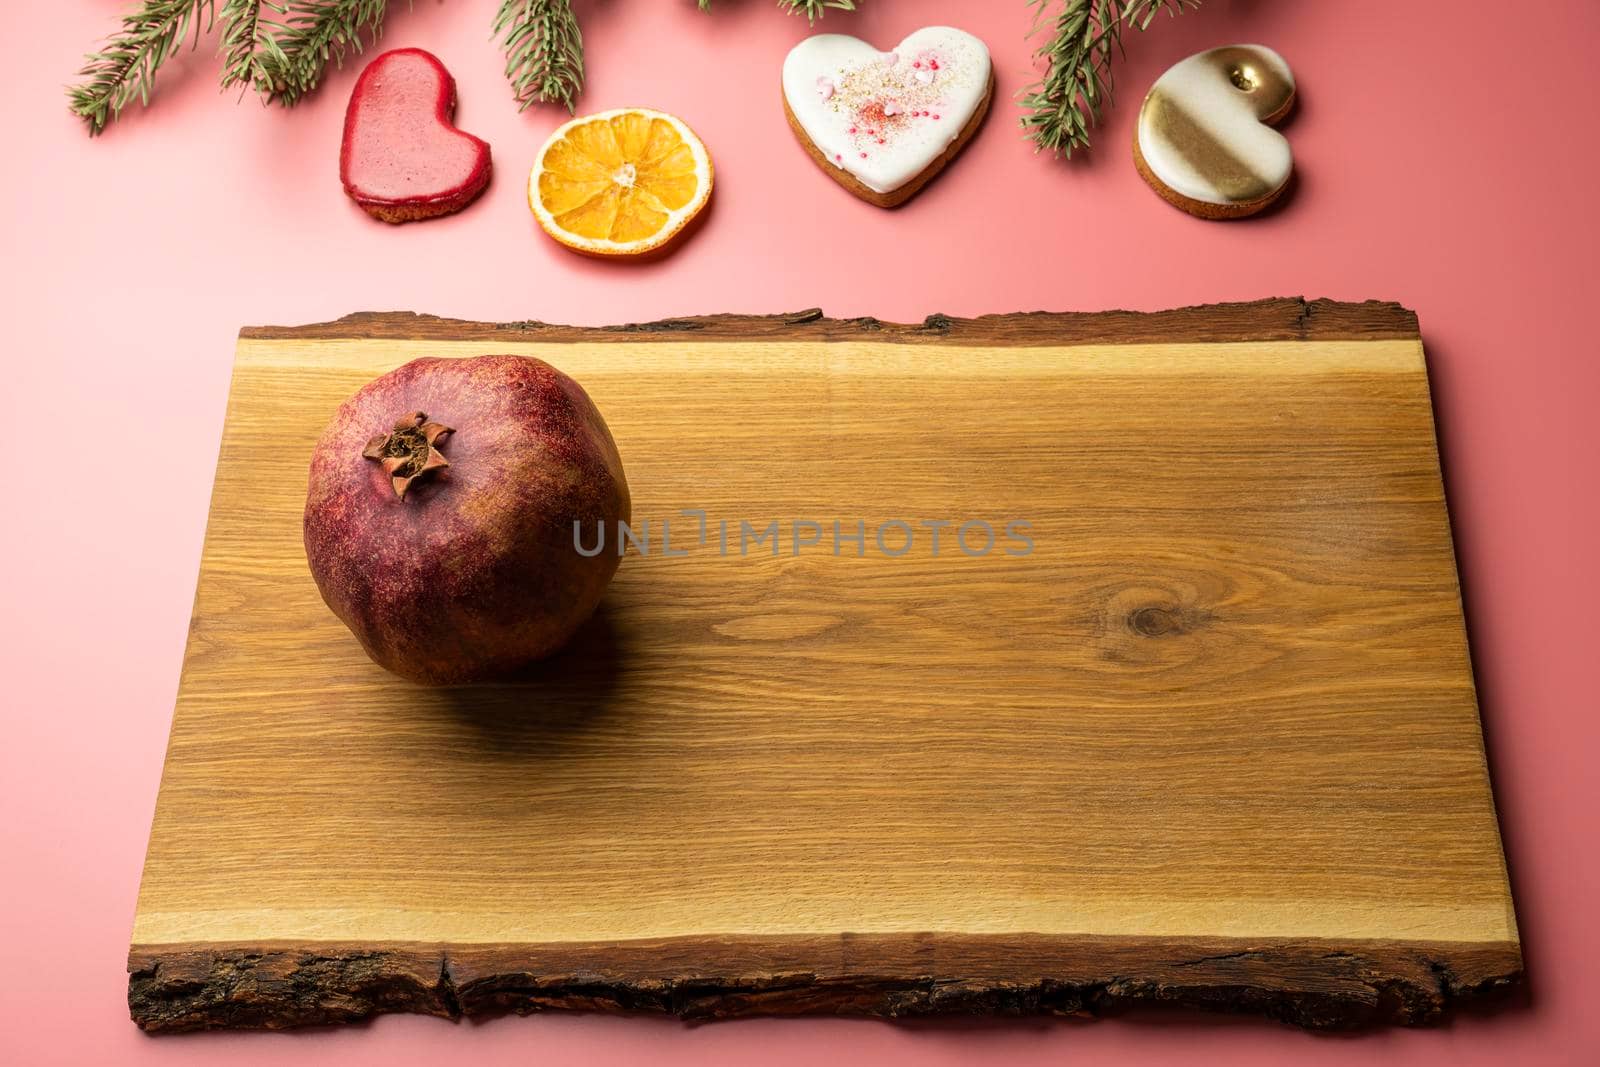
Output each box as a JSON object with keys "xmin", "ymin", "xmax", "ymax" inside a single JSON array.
[
  {"xmin": 1133, "ymin": 44, "xmax": 1296, "ymax": 220},
  {"xmin": 782, "ymin": 28, "xmax": 993, "ymax": 208}
]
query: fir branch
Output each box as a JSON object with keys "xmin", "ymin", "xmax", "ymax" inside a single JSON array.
[
  {"xmin": 778, "ymin": 0, "xmax": 856, "ymax": 21},
  {"xmin": 1021, "ymin": 0, "xmax": 1197, "ymax": 158},
  {"xmin": 696, "ymin": 1, "xmax": 859, "ymax": 21},
  {"xmin": 691, "ymin": 0, "xmax": 857, "ymax": 20},
  {"xmin": 494, "ymin": 0, "xmax": 584, "ymax": 112},
  {"xmin": 68, "ymin": 1, "xmax": 215, "ymax": 135},
  {"xmin": 252, "ymin": 0, "xmax": 391, "ymax": 105},
  {"xmin": 218, "ymin": 0, "xmax": 271, "ymax": 93}
]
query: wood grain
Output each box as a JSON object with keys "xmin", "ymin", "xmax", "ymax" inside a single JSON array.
[{"xmin": 131, "ymin": 300, "xmax": 1519, "ymax": 1032}]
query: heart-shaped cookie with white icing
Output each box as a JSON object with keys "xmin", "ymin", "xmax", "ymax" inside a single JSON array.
[{"xmin": 782, "ymin": 28, "xmax": 993, "ymax": 208}]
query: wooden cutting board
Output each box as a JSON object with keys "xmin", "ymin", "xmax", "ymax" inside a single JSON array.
[{"xmin": 130, "ymin": 299, "xmax": 1520, "ymax": 1033}]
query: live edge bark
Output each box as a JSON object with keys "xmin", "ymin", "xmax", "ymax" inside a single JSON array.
[
  {"xmin": 237, "ymin": 297, "xmax": 1421, "ymax": 346},
  {"xmin": 129, "ymin": 934, "xmax": 1520, "ymax": 1033}
]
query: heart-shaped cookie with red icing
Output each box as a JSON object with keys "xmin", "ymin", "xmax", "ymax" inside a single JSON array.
[
  {"xmin": 340, "ymin": 48, "xmax": 492, "ymax": 224},
  {"xmin": 782, "ymin": 27, "xmax": 993, "ymax": 208}
]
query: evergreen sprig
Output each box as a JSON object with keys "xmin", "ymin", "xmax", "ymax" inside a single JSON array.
[
  {"xmin": 695, "ymin": 1, "xmax": 858, "ymax": 23},
  {"xmin": 1021, "ymin": 0, "xmax": 1198, "ymax": 157},
  {"xmin": 68, "ymin": 0, "xmax": 215, "ymax": 135},
  {"xmin": 493, "ymin": 0, "xmax": 584, "ymax": 112},
  {"xmin": 254, "ymin": 0, "xmax": 392, "ymax": 105},
  {"xmin": 218, "ymin": 0, "xmax": 272, "ymax": 93},
  {"xmin": 778, "ymin": 1, "xmax": 857, "ymax": 22}
]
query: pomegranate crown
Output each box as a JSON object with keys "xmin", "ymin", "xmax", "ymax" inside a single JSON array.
[{"xmin": 361, "ymin": 412, "xmax": 453, "ymax": 500}]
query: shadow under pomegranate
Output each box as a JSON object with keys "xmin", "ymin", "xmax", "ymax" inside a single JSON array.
[{"xmin": 432, "ymin": 607, "xmax": 631, "ymax": 758}]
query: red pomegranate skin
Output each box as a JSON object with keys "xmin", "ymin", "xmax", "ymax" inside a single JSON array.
[{"xmin": 303, "ymin": 355, "xmax": 630, "ymax": 685}]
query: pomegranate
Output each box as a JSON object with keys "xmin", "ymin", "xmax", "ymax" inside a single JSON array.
[{"xmin": 303, "ymin": 355, "xmax": 629, "ymax": 684}]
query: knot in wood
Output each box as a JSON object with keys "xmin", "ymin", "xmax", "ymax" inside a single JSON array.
[{"xmin": 1128, "ymin": 605, "xmax": 1184, "ymax": 637}]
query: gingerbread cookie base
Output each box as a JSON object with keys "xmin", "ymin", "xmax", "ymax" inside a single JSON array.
[
  {"xmin": 1131, "ymin": 114, "xmax": 1292, "ymax": 221},
  {"xmin": 355, "ymin": 179, "xmax": 492, "ymax": 225},
  {"xmin": 782, "ymin": 71, "xmax": 994, "ymax": 209}
]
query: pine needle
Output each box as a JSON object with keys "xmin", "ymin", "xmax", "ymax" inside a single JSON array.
[
  {"xmin": 68, "ymin": 1, "xmax": 216, "ymax": 135},
  {"xmin": 253, "ymin": 0, "xmax": 391, "ymax": 106},
  {"xmin": 1021, "ymin": 0, "xmax": 1198, "ymax": 158},
  {"xmin": 696, "ymin": 1, "xmax": 859, "ymax": 22},
  {"xmin": 218, "ymin": 0, "xmax": 273, "ymax": 94},
  {"xmin": 777, "ymin": 1, "xmax": 857, "ymax": 23},
  {"xmin": 494, "ymin": 0, "xmax": 584, "ymax": 113}
]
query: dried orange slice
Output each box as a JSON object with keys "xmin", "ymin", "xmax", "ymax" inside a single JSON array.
[{"xmin": 529, "ymin": 108, "xmax": 713, "ymax": 256}]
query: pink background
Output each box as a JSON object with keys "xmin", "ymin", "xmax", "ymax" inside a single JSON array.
[{"xmin": 4, "ymin": 1, "xmax": 1596, "ymax": 1064}]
